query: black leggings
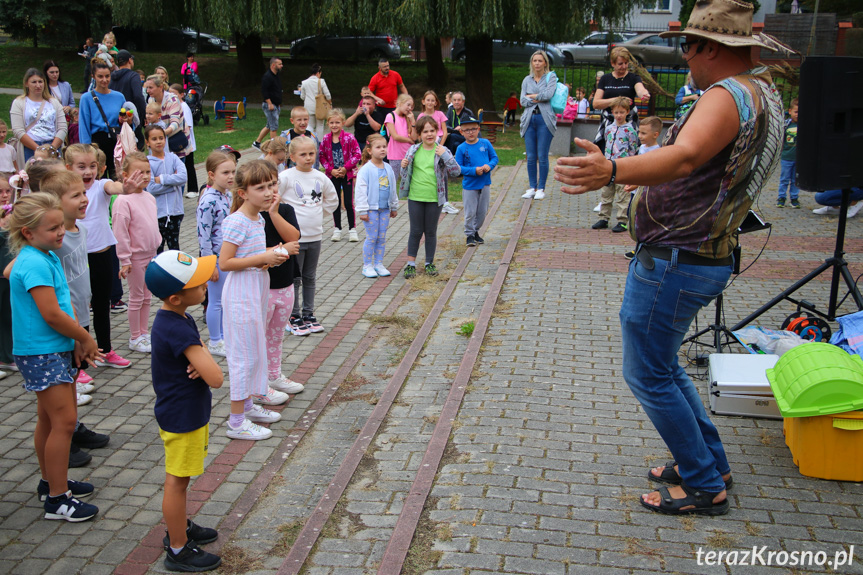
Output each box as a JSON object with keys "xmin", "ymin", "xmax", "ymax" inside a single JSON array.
[
  {"xmin": 88, "ymin": 247, "xmax": 115, "ymax": 353},
  {"xmin": 407, "ymin": 200, "xmax": 442, "ymax": 264},
  {"xmin": 91, "ymin": 131, "xmax": 117, "ymax": 180},
  {"xmin": 157, "ymin": 215, "xmax": 184, "ymax": 254},
  {"xmin": 184, "ymin": 152, "xmax": 199, "ymax": 195},
  {"xmin": 331, "ymin": 177, "xmax": 355, "ymax": 230}
]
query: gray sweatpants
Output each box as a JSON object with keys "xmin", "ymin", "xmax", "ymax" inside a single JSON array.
[
  {"xmin": 463, "ymin": 185, "xmax": 490, "ymax": 237},
  {"xmin": 292, "ymin": 240, "xmax": 322, "ymax": 318}
]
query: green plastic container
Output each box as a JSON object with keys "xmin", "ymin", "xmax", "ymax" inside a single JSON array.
[{"xmin": 766, "ymin": 342, "xmax": 863, "ymax": 417}]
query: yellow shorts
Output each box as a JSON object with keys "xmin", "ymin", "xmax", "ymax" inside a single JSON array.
[{"xmin": 159, "ymin": 424, "xmax": 209, "ymax": 477}]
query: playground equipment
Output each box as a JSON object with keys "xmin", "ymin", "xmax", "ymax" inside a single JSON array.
[{"xmin": 214, "ymin": 97, "xmax": 246, "ymax": 121}]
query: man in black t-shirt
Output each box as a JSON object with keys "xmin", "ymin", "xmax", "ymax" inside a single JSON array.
[
  {"xmin": 254, "ymin": 58, "xmax": 284, "ymax": 149},
  {"xmin": 345, "ymin": 95, "xmax": 386, "ymax": 149}
]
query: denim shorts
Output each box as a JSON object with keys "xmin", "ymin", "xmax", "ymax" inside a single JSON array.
[
  {"xmin": 262, "ymin": 103, "xmax": 280, "ymax": 131},
  {"xmin": 14, "ymin": 352, "xmax": 77, "ymax": 392}
]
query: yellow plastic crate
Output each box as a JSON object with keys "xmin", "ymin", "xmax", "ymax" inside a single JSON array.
[{"xmin": 783, "ymin": 411, "xmax": 863, "ymax": 481}]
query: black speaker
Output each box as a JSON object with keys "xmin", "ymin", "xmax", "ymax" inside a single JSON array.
[{"xmin": 796, "ymin": 56, "xmax": 863, "ymax": 191}]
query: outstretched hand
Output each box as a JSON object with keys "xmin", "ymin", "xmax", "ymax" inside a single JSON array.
[
  {"xmin": 122, "ymin": 170, "xmax": 147, "ymax": 194},
  {"xmin": 554, "ymin": 138, "xmax": 613, "ymax": 195}
]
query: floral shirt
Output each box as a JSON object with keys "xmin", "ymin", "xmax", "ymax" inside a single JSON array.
[{"xmin": 196, "ymin": 186, "xmax": 231, "ymax": 257}]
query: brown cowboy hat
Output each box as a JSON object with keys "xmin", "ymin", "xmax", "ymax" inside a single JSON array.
[{"xmin": 661, "ymin": 0, "xmax": 793, "ymax": 53}]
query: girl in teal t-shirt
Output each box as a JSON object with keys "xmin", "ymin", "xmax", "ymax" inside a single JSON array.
[{"xmin": 398, "ymin": 116, "xmax": 460, "ymax": 279}]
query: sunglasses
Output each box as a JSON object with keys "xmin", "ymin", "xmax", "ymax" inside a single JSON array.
[{"xmin": 680, "ymin": 39, "xmax": 707, "ymax": 55}]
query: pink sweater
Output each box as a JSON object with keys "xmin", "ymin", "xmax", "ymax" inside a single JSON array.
[{"xmin": 112, "ymin": 192, "xmax": 161, "ymax": 266}]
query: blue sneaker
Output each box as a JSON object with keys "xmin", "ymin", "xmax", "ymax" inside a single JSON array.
[
  {"xmin": 44, "ymin": 492, "xmax": 98, "ymax": 522},
  {"xmin": 38, "ymin": 478, "xmax": 94, "ymax": 502}
]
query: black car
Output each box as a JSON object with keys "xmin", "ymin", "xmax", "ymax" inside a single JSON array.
[
  {"xmin": 290, "ymin": 35, "xmax": 401, "ymax": 60},
  {"xmin": 112, "ymin": 27, "xmax": 230, "ymax": 54}
]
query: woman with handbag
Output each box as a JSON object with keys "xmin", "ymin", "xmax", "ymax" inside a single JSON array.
[
  {"xmin": 79, "ymin": 60, "xmax": 125, "ymax": 178},
  {"xmin": 300, "ymin": 63, "xmax": 332, "ymax": 141},
  {"xmin": 519, "ymin": 50, "xmax": 558, "ymax": 200},
  {"xmin": 143, "ymin": 74, "xmax": 189, "ymax": 160},
  {"xmin": 9, "ymin": 68, "xmax": 67, "ymax": 165}
]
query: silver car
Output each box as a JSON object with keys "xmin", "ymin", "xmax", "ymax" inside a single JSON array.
[
  {"xmin": 609, "ymin": 33, "xmax": 688, "ymax": 69},
  {"xmin": 557, "ymin": 32, "xmax": 637, "ymax": 65},
  {"xmin": 451, "ymin": 39, "xmax": 565, "ymax": 66}
]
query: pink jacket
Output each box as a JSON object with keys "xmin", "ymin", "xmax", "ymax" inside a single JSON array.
[
  {"xmin": 112, "ymin": 192, "xmax": 161, "ymax": 266},
  {"xmin": 319, "ymin": 131, "xmax": 362, "ymax": 182}
]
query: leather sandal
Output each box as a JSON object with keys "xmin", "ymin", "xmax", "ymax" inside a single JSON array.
[
  {"xmin": 640, "ymin": 482, "xmax": 730, "ymax": 516},
  {"xmin": 648, "ymin": 460, "xmax": 734, "ymax": 490}
]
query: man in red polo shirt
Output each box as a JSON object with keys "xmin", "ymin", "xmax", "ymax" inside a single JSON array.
[{"xmin": 368, "ymin": 58, "xmax": 407, "ymax": 117}]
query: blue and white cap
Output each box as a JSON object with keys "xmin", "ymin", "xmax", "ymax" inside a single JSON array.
[{"xmin": 145, "ymin": 250, "xmax": 217, "ymax": 299}]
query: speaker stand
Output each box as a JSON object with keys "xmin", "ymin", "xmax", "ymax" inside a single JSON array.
[
  {"xmin": 683, "ymin": 293, "xmax": 743, "ymax": 354},
  {"xmin": 731, "ymin": 188, "xmax": 863, "ymax": 331}
]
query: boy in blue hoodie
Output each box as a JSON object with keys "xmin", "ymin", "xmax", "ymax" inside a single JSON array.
[{"xmin": 455, "ymin": 117, "xmax": 498, "ymax": 247}]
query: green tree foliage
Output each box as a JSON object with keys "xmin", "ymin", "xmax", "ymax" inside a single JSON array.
[{"xmin": 0, "ymin": 0, "xmax": 110, "ymax": 48}]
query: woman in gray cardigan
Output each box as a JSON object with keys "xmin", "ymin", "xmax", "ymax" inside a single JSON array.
[{"xmin": 519, "ymin": 50, "xmax": 557, "ymax": 200}]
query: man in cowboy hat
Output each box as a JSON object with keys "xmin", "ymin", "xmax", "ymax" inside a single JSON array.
[{"xmin": 554, "ymin": 0, "xmax": 787, "ymax": 516}]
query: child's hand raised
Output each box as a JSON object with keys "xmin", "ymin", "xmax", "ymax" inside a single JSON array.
[
  {"xmin": 122, "ymin": 169, "xmax": 147, "ymax": 193},
  {"xmin": 435, "ymin": 144, "xmax": 447, "ymax": 156},
  {"xmin": 268, "ymin": 192, "xmax": 282, "ymax": 215}
]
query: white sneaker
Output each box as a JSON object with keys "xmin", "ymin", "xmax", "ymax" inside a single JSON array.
[
  {"xmin": 269, "ymin": 375, "xmax": 305, "ymax": 394},
  {"xmin": 226, "ymin": 418, "xmax": 272, "ymax": 440},
  {"xmin": 332, "ymin": 228, "xmax": 342, "ymax": 242},
  {"xmin": 362, "ymin": 266, "xmax": 378, "ymax": 278},
  {"xmin": 812, "ymin": 206, "xmax": 840, "ymax": 215},
  {"xmin": 348, "ymin": 229, "xmax": 359, "ymax": 242},
  {"xmin": 185, "ymin": 191, "xmax": 199, "ymax": 199},
  {"xmin": 208, "ymin": 340, "xmax": 226, "ymax": 357},
  {"xmin": 593, "ymin": 202, "xmax": 602, "ymax": 212},
  {"xmin": 128, "ymin": 335, "xmax": 151, "ymax": 353},
  {"xmin": 442, "ymin": 202, "xmax": 460, "ymax": 214},
  {"xmin": 254, "ymin": 386, "xmax": 289, "ymax": 406},
  {"xmin": 374, "ymin": 264, "xmax": 391, "ymax": 277},
  {"xmin": 534, "ymin": 189, "xmax": 545, "ymax": 200},
  {"xmin": 848, "ymin": 202, "xmax": 863, "ymax": 218},
  {"xmin": 76, "ymin": 393, "xmax": 92, "ymax": 407},
  {"xmin": 77, "ymin": 382, "xmax": 95, "ymax": 394},
  {"xmin": 0, "ymin": 371, "xmax": 7, "ymax": 381},
  {"xmin": 521, "ymin": 188, "xmax": 536, "ymax": 199},
  {"xmin": 246, "ymin": 404, "xmax": 281, "ymax": 423}
]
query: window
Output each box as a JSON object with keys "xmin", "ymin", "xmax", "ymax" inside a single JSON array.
[{"xmin": 641, "ymin": 0, "xmax": 671, "ymax": 12}]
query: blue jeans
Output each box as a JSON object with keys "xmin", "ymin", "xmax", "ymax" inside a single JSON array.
[
  {"xmin": 524, "ymin": 113, "xmax": 553, "ymax": 190},
  {"xmin": 814, "ymin": 188, "xmax": 863, "ymax": 206},
  {"xmin": 619, "ymin": 250, "xmax": 733, "ymax": 493},
  {"xmin": 777, "ymin": 159, "xmax": 798, "ymax": 201}
]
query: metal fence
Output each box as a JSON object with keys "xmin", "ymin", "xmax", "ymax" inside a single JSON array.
[{"xmin": 559, "ymin": 60, "xmax": 799, "ymax": 119}]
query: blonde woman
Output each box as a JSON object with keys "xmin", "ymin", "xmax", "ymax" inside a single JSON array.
[
  {"xmin": 519, "ymin": 50, "xmax": 557, "ymax": 200},
  {"xmin": 9, "ymin": 68, "xmax": 67, "ymax": 165}
]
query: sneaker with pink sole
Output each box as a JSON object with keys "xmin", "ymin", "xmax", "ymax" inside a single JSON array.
[
  {"xmin": 94, "ymin": 350, "xmax": 131, "ymax": 369},
  {"xmin": 77, "ymin": 370, "xmax": 94, "ymax": 385}
]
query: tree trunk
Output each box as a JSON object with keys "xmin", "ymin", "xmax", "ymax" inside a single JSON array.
[
  {"xmin": 424, "ymin": 36, "xmax": 448, "ymax": 92},
  {"xmin": 234, "ymin": 32, "xmax": 264, "ymax": 87},
  {"xmin": 464, "ymin": 36, "xmax": 494, "ymax": 114}
]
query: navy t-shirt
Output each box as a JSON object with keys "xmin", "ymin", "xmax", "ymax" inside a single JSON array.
[
  {"xmin": 261, "ymin": 203, "xmax": 300, "ymax": 290},
  {"xmin": 151, "ymin": 309, "xmax": 212, "ymax": 433}
]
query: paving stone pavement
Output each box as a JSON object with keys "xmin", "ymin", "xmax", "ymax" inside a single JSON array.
[{"xmin": 1, "ymin": 147, "xmax": 863, "ymax": 575}]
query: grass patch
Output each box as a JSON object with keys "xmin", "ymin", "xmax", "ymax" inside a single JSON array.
[
  {"xmin": 402, "ymin": 496, "xmax": 444, "ymax": 575},
  {"xmin": 457, "ymin": 321, "xmax": 475, "ymax": 337},
  {"xmin": 705, "ymin": 530, "xmax": 739, "ymax": 549},
  {"xmin": 217, "ymin": 544, "xmax": 263, "ymax": 574},
  {"xmin": 271, "ymin": 520, "xmax": 304, "ymax": 555},
  {"xmin": 332, "ymin": 373, "xmax": 375, "ymax": 403}
]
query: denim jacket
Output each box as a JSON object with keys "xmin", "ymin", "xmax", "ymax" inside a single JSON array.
[{"xmin": 398, "ymin": 143, "xmax": 461, "ymax": 205}]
